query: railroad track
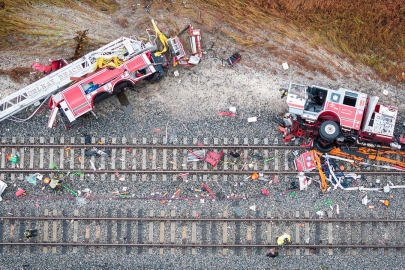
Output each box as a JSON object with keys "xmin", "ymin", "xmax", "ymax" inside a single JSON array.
[
  {"xmin": 1, "ymin": 209, "xmax": 404, "ymax": 256},
  {"xmin": 0, "ymin": 136, "xmax": 403, "ymax": 179},
  {"xmin": 0, "ymin": 136, "xmax": 403, "ymax": 200}
]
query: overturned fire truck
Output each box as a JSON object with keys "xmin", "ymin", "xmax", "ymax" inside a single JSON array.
[
  {"xmin": 0, "ymin": 20, "xmax": 202, "ymax": 128},
  {"xmin": 278, "ymin": 82, "xmax": 405, "ymax": 152},
  {"xmin": 47, "ymin": 51, "xmax": 167, "ymax": 127}
]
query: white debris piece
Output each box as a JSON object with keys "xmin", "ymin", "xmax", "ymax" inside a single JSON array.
[
  {"xmin": 316, "ymin": 211, "xmax": 324, "ymax": 217},
  {"xmin": 362, "ymin": 195, "xmax": 369, "ymax": 205},
  {"xmin": 282, "ymin": 62, "xmax": 289, "ymax": 70},
  {"xmin": 248, "ymin": 117, "xmax": 257, "ymax": 123},
  {"xmin": 298, "ymin": 172, "xmax": 312, "ymax": 190},
  {"xmin": 89, "ymin": 160, "xmax": 96, "ymax": 171},
  {"xmin": 229, "ymin": 107, "xmax": 236, "ymax": 113},
  {"xmin": 0, "ymin": 180, "xmax": 7, "ymax": 202}
]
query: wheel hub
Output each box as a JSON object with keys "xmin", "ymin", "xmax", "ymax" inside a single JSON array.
[{"xmin": 325, "ymin": 124, "xmax": 336, "ymax": 135}]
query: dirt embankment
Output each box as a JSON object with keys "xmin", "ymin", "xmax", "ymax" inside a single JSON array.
[{"xmin": 0, "ymin": 1, "xmax": 403, "ymax": 118}]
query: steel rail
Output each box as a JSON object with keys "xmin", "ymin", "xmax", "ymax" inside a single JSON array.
[
  {"xmin": 0, "ymin": 242, "xmax": 404, "ymax": 248},
  {"xmin": 0, "ymin": 169, "xmax": 403, "ymax": 175},
  {"xmin": 0, "ymin": 144, "xmax": 304, "ymax": 149},
  {"xmin": 1, "ymin": 217, "xmax": 404, "ymax": 222}
]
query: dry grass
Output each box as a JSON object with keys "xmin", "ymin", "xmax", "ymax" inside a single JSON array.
[
  {"xmin": 117, "ymin": 17, "xmax": 129, "ymax": 28},
  {"xmin": 2, "ymin": 0, "xmax": 405, "ymax": 82},
  {"xmin": 0, "ymin": 67, "xmax": 40, "ymax": 83},
  {"xmin": 193, "ymin": 0, "xmax": 405, "ymax": 82},
  {"xmin": 0, "ymin": 0, "xmax": 117, "ymax": 48}
]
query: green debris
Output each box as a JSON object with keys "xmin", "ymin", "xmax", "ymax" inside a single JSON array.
[
  {"xmin": 289, "ymin": 191, "xmax": 299, "ymax": 197},
  {"xmin": 315, "ymin": 200, "xmax": 333, "ymax": 211},
  {"xmin": 61, "ymin": 185, "xmax": 78, "ymax": 197}
]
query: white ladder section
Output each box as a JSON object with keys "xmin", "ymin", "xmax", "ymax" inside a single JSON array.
[{"xmin": 0, "ymin": 36, "xmax": 156, "ymax": 123}]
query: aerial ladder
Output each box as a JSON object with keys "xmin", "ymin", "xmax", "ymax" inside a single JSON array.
[{"xmin": 0, "ymin": 34, "xmax": 157, "ymax": 123}]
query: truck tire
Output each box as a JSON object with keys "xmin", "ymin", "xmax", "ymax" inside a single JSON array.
[
  {"xmin": 93, "ymin": 92, "xmax": 113, "ymax": 104},
  {"xmin": 314, "ymin": 138, "xmax": 335, "ymax": 153},
  {"xmin": 147, "ymin": 71, "xmax": 166, "ymax": 84},
  {"xmin": 319, "ymin": 120, "xmax": 340, "ymax": 141},
  {"xmin": 113, "ymin": 82, "xmax": 131, "ymax": 94}
]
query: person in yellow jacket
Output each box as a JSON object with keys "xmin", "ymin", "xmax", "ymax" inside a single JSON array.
[{"xmin": 277, "ymin": 233, "xmax": 291, "ymax": 246}]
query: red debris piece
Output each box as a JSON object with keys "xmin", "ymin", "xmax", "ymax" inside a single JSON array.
[
  {"xmin": 204, "ymin": 151, "xmax": 224, "ymax": 168},
  {"xmin": 261, "ymin": 188, "xmax": 270, "ymax": 195},
  {"xmin": 218, "ymin": 112, "xmax": 236, "ymax": 117},
  {"xmin": 202, "ymin": 183, "xmax": 216, "ymax": 198},
  {"xmin": 15, "ymin": 189, "xmax": 25, "ymax": 197},
  {"xmin": 196, "ymin": 143, "xmax": 204, "ymax": 146},
  {"xmin": 153, "ymin": 129, "xmax": 161, "ymax": 133}
]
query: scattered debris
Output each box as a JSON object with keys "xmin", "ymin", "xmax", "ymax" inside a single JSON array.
[
  {"xmin": 202, "ymin": 183, "xmax": 215, "ymax": 198},
  {"xmin": 248, "ymin": 117, "xmax": 257, "ymax": 123},
  {"xmin": 298, "ymin": 172, "xmax": 312, "ymax": 190},
  {"xmin": 251, "ymin": 154, "xmax": 263, "ymax": 160},
  {"xmin": 25, "ymin": 174, "xmax": 41, "ymax": 186},
  {"xmin": 15, "ymin": 189, "xmax": 25, "ymax": 197},
  {"xmin": 249, "ymin": 204, "xmax": 256, "ymax": 211},
  {"xmin": 167, "ymin": 24, "xmax": 202, "ymax": 66},
  {"xmin": 379, "ymin": 199, "xmax": 389, "ymax": 207},
  {"xmin": 85, "ymin": 148, "xmax": 111, "ymax": 157},
  {"xmin": 315, "ymin": 200, "xmax": 333, "ymax": 211},
  {"xmin": 361, "ymin": 195, "xmax": 369, "ymax": 205},
  {"xmin": 225, "ymin": 52, "xmax": 242, "ymax": 67},
  {"xmin": 250, "ymin": 173, "xmax": 259, "ymax": 180},
  {"xmin": 316, "ymin": 211, "xmax": 324, "ymax": 217},
  {"xmin": 170, "ymin": 161, "xmax": 178, "ymax": 166},
  {"xmin": 218, "ymin": 112, "xmax": 236, "ymax": 117},
  {"xmin": 31, "ymin": 59, "xmax": 67, "ymax": 75},
  {"xmin": 6, "ymin": 154, "xmax": 18, "ymax": 164},
  {"xmin": 0, "ymin": 180, "xmax": 7, "ymax": 201},
  {"xmin": 187, "ymin": 150, "xmax": 224, "ymax": 167},
  {"xmin": 261, "ymin": 188, "xmax": 270, "ymax": 195},
  {"xmin": 76, "ymin": 197, "xmax": 86, "ymax": 205},
  {"xmin": 89, "ymin": 160, "xmax": 96, "ymax": 171},
  {"xmin": 282, "ymin": 62, "xmax": 289, "ymax": 70}
]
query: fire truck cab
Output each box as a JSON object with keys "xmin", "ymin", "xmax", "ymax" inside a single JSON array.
[{"xmin": 282, "ymin": 83, "xmax": 403, "ymax": 152}]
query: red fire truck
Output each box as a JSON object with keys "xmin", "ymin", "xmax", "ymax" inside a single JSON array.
[
  {"xmin": 47, "ymin": 51, "xmax": 166, "ymax": 127},
  {"xmin": 278, "ymin": 82, "xmax": 405, "ymax": 152}
]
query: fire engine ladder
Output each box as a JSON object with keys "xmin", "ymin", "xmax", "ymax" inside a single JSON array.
[
  {"xmin": 0, "ymin": 36, "xmax": 156, "ymax": 123},
  {"xmin": 325, "ymin": 147, "xmax": 405, "ymax": 170}
]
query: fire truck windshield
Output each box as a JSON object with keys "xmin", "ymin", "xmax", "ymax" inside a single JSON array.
[{"xmin": 288, "ymin": 83, "xmax": 308, "ymax": 99}]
